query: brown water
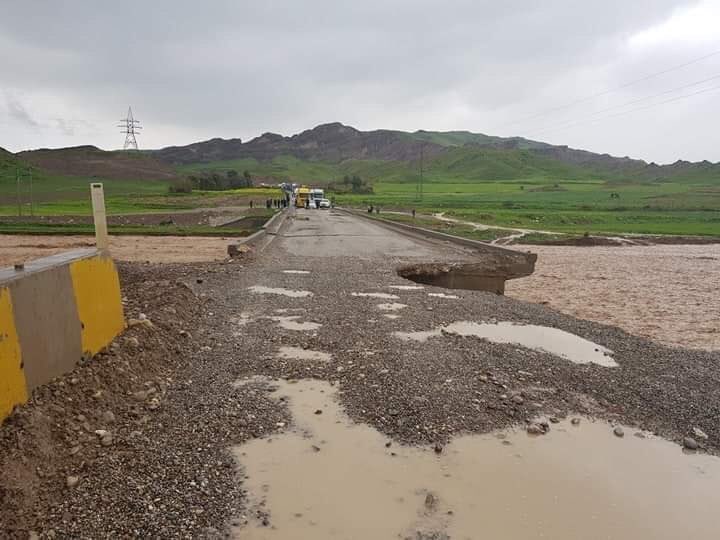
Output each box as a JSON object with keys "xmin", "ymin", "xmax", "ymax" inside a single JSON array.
[
  {"xmin": 394, "ymin": 321, "xmax": 617, "ymax": 367},
  {"xmin": 506, "ymin": 244, "xmax": 720, "ymax": 351},
  {"xmin": 270, "ymin": 316, "xmax": 322, "ymax": 331},
  {"xmin": 231, "ymin": 379, "xmax": 720, "ymax": 540},
  {"xmin": 248, "ymin": 286, "xmax": 313, "ymax": 298}
]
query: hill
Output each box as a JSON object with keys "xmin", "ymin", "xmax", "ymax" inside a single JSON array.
[
  {"xmin": 19, "ymin": 146, "xmax": 178, "ymax": 181},
  {"xmin": 152, "ymin": 123, "xmax": 720, "ymax": 184}
]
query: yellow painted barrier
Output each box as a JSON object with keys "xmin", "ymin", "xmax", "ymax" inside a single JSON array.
[
  {"xmin": 0, "ymin": 250, "xmax": 125, "ymax": 423},
  {"xmin": 70, "ymin": 256, "xmax": 125, "ymax": 356},
  {"xmin": 0, "ymin": 288, "xmax": 27, "ymax": 420}
]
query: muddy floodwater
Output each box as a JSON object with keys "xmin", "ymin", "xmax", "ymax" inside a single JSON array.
[
  {"xmin": 232, "ymin": 379, "xmax": 720, "ymax": 540},
  {"xmin": 506, "ymin": 244, "xmax": 720, "ymax": 351}
]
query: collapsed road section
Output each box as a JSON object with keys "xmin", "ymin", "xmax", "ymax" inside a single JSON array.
[{"xmin": 1, "ymin": 208, "xmax": 719, "ymax": 538}]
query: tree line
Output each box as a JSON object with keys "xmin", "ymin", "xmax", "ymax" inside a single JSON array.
[{"xmin": 169, "ymin": 170, "xmax": 254, "ymax": 193}]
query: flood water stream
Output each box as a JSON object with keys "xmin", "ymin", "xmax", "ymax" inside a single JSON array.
[{"xmin": 232, "ymin": 379, "xmax": 720, "ymax": 539}]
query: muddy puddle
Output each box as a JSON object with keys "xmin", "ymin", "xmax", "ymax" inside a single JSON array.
[
  {"xmin": 352, "ymin": 292, "xmax": 400, "ymax": 300},
  {"xmin": 248, "ymin": 286, "xmax": 313, "ymax": 298},
  {"xmin": 232, "ymin": 379, "xmax": 720, "ymax": 539},
  {"xmin": 377, "ymin": 302, "xmax": 407, "ymax": 311},
  {"xmin": 394, "ymin": 321, "xmax": 617, "ymax": 367},
  {"xmin": 270, "ymin": 316, "xmax": 321, "ymax": 331}
]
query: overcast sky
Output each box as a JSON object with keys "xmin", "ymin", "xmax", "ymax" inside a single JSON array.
[{"xmin": 1, "ymin": 0, "xmax": 719, "ymax": 163}]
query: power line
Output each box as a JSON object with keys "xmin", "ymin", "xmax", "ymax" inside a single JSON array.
[
  {"xmin": 490, "ymin": 49, "xmax": 720, "ymax": 131},
  {"xmin": 528, "ymin": 72, "xmax": 720, "ymax": 135},
  {"xmin": 530, "ymin": 82, "xmax": 720, "ymax": 136}
]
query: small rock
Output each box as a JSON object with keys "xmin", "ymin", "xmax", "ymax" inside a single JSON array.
[
  {"xmin": 102, "ymin": 411, "xmax": 116, "ymax": 423},
  {"xmin": 424, "ymin": 492, "xmax": 437, "ymax": 511},
  {"xmin": 433, "ymin": 443, "xmax": 443, "ymax": 454},
  {"xmin": 692, "ymin": 427, "xmax": 708, "ymax": 440},
  {"xmin": 66, "ymin": 476, "xmax": 80, "ymax": 489},
  {"xmin": 314, "ymin": 409, "xmax": 323, "ymax": 415},
  {"xmin": 385, "ymin": 441, "xmax": 392, "ymax": 448},
  {"xmin": 613, "ymin": 426, "xmax": 624, "ymax": 438},
  {"xmin": 146, "ymin": 398, "xmax": 161, "ymax": 410},
  {"xmin": 133, "ymin": 390, "xmax": 149, "ymax": 401},
  {"xmin": 683, "ymin": 437, "xmax": 699, "ymax": 450},
  {"xmin": 526, "ymin": 424, "xmax": 544, "ymax": 435},
  {"xmin": 549, "ymin": 416, "xmax": 560, "ymax": 424},
  {"xmin": 138, "ymin": 313, "xmax": 148, "ymax": 320},
  {"xmin": 571, "ymin": 418, "xmax": 581, "ymax": 426},
  {"xmin": 511, "ymin": 395, "xmax": 524, "ymax": 405},
  {"xmin": 126, "ymin": 337, "xmax": 140, "ymax": 348}
]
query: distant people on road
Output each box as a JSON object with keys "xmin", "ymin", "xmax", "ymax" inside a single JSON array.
[
  {"xmin": 412, "ymin": 208, "xmax": 416, "ymax": 219},
  {"xmin": 368, "ymin": 205, "xmax": 374, "ymax": 213},
  {"xmin": 249, "ymin": 200, "xmax": 253, "ymax": 209}
]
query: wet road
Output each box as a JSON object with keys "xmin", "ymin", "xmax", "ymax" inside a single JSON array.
[
  {"xmin": 281, "ymin": 208, "xmax": 460, "ymax": 258},
  {"xmin": 220, "ymin": 208, "xmax": 720, "ymax": 539}
]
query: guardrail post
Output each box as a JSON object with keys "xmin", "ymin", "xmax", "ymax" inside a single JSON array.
[{"xmin": 91, "ymin": 183, "xmax": 109, "ymax": 252}]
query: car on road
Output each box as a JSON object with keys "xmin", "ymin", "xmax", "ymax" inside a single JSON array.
[{"xmin": 319, "ymin": 198, "xmax": 331, "ymax": 209}]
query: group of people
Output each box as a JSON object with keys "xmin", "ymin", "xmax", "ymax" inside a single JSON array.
[{"xmin": 266, "ymin": 198, "xmax": 289, "ymax": 209}]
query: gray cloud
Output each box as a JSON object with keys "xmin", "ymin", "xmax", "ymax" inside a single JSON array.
[{"xmin": 0, "ymin": 0, "xmax": 718, "ymax": 162}]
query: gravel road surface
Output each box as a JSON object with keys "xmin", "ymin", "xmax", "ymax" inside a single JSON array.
[{"xmin": 1, "ymin": 208, "xmax": 718, "ymax": 538}]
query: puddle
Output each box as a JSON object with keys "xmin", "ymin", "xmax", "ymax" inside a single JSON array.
[
  {"xmin": 282, "ymin": 270, "xmax": 310, "ymax": 274},
  {"xmin": 270, "ymin": 316, "xmax": 321, "ymax": 331},
  {"xmin": 231, "ymin": 379, "xmax": 720, "ymax": 540},
  {"xmin": 352, "ymin": 292, "xmax": 400, "ymax": 300},
  {"xmin": 376, "ymin": 302, "xmax": 407, "ymax": 311},
  {"xmin": 388, "ymin": 285, "xmax": 425, "ymax": 291},
  {"xmin": 248, "ymin": 286, "xmax": 313, "ymax": 298},
  {"xmin": 393, "ymin": 321, "xmax": 617, "ymax": 367},
  {"xmin": 276, "ymin": 346, "xmax": 331, "ymax": 362},
  {"xmin": 428, "ymin": 292, "xmax": 460, "ymax": 299},
  {"xmin": 384, "ymin": 314, "xmax": 401, "ymax": 320}
]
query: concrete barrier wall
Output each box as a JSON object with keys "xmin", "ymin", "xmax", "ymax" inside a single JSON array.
[{"xmin": 0, "ymin": 249, "xmax": 125, "ymax": 421}]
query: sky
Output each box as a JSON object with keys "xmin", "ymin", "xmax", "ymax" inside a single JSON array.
[{"xmin": 1, "ymin": 0, "xmax": 719, "ymax": 164}]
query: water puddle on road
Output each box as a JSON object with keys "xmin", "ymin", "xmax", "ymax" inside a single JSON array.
[
  {"xmin": 384, "ymin": 314, "xmax": 401, "ymax": 320},
  {"xmin": 276, "ymin": 346, "xmax": 331, "ymax": 362},
  {"xmin": 394, "ymin": 321, "xmax": 617, "ymax": 367},
  {"xmin": 270, "ymin": 316, "xmax": 321, "ymax": 331},
  {"xmin": 428, "ymin": 292, "xmax": 460, "ymax": 299},
  {"xmin": 388, "ymin": 285, "xmax": 425, "ymax": 291},
  {"xmin": 352, "ymin": 292, "xmax": 400, "ymax": 299},
  {"xmin": 282, "ymin": 270, "xmax": 311, "ymax": 275},
  {"xmin": 231, "ymin": 379, "xmax": 720, "ymax": 540},
  {"xmin": 248, "ymin": 286, "xmax": 313, "ymax": 298},
  {"xmin": 377, "ymin": 302, "xmax": 408, "ymax": 311}
]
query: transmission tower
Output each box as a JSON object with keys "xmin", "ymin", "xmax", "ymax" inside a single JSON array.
[{"xmin": 118, "ymin": 106, "xmax": 141, "ymax": 150}]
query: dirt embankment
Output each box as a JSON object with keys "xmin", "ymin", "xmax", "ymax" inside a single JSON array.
[{"xmin": 0, "ymin": 259, "xmax": 282, "ymax": 538}]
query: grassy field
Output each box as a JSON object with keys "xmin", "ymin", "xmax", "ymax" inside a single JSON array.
[{"xmin": 334, "ymin": 180, "xmax": 720, "ymax": 236}]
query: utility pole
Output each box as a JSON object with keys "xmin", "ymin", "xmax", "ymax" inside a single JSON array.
[
  {"xmin": 118, "ymin": 106, "xmax": 142, "ymax": 150},
  {"xmin": 416, "ymin": 144, "xmax": 424, "ymax": 201},
  {"xmin": 29, "ymin": 169, "xmax": 33, "ymax": 217},
  {"xmin": 16, "ymin": 168, "xmax": 21, "ymax": 217}
]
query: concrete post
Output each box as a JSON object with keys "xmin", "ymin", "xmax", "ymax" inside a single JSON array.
[{"xmin": 91, "ymin": 183, "xmax": 109, "ymax": 252}]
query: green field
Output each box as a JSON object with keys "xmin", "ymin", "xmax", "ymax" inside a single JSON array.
[
  {"xmin": 3, "ymin": 142, "xmax": 718, "ymax": 237},
  {"xmin": 334, "ymin": 180, "xmax": 720, "ymax": 236}
]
